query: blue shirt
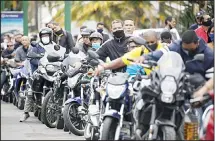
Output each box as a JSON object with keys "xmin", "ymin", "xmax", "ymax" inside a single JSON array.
[{"xmin": 126, "ymin": 64, "xmax": 146, "ymax": 76}]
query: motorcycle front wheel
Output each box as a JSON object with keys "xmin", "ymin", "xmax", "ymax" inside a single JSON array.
[
  {"xmin": 41, "ymin": 91, "xmax": 61, "ymax": 128},
  {"xmin": 101, "ymin": 117, "xmax": 118, "ymax": 140},
  {"xmin": 63, "ymin": 102, "xmax": 87, "ymax": 136},
  {"xmin": 158, "ymin": 126, "xmax": 176, "ymax": 140}
]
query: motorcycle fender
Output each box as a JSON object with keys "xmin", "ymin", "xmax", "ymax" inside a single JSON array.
[
  {"xmin": 155, "ymin": 119, "xmax": 176, "ymax": 128},
  {"xmin": 103, "ymin": 109, "xmax": 121, "ymax": 120},
  {"xmin": 64, "ymin": 97, "xmax": 81, "ymax": 105}
]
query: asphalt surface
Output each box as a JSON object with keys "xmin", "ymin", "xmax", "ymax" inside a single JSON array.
[{"xmin": 1, "ymin": 101, "xmax": 84, "ymax": 140}]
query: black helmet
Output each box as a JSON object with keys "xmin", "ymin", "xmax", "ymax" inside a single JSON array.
[
  {"xmin": 89, "ymin": 32, "xmax": 103, "ymax": 42},
  {"xmin": 81, "ymin": 28, "xmax": 95, "ymax": 36},
  {"xmin": 39, "ymin": 27, "xmax": 53, "ymax": 45}
]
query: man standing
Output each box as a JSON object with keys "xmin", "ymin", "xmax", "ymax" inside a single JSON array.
[
  {"xmin": 164, "ymin": 16, "xmax": 181, "ymax": 41},
  {"xmin": 96, "ymin": 22, "xmax": 109, "ymax": 43},
  {"xmin": 96, "ymin": 19, "xmax": 131, "ymax": 72},
  {"xmin": 189, "ymin": 11, "xmax": 205, "ymax": 30},
  {"xmin": 195, "ymin": 14, "xmax": 212, "ymax": 43},
  {"xmin": 51, "ymin": 22, "xmax": 75, "ymax": 54},
  {"xmin": 14, "ymin": 33, "xmax": 23, "ymax": 50},
  {"xmin": 123, "ymin": 19, "xmax": 135, "ymax": 36}
]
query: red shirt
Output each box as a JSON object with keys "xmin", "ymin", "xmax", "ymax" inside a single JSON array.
[{"xmin": 195, "ymin": 26, "xmax": 208, "ymax": 43}]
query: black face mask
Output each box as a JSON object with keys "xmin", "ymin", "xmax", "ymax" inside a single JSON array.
[
  {"xmin": 202, "ymin": 20, "xmax": 212, "ymax": 26},
  {"xmin": 97, "ymin": 29, "xmax": 103, "ymax": 34},
  {"xmin": 148, "ymin": 43, "xmax": 157, "ymax": 51},
  {"xmin": 113, "ymin": 30, "xmax": 125, "ymax": 39},
  {"xmin": 55, "ymin": 29, "xmax": 63, "ymax": 35}
]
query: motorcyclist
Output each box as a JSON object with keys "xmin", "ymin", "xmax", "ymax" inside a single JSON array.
[
  {"xmin": 1, "ymin": 41, "xmax": 16, "ymax": 91},
  {"xmin": 96, "ymin": 22, "xmax": 109, "ymax": 43},
  {"xmin": 195, "ymin": 14, "xmax": 213, "ymax": 43},
  {"xmin": 51, "ymin": 22, "xmax": 76, "ymax": 54},
  {"xmin": 76, "ymin": 28, "xmax": 95, "ymax": 55},
  {"xmin": 89, "ymin": 31, "xmax": 103, "ymax": 51},
  {"xmin": 96, "ymin": 19, "xmax": 132, "ymax": 72},
  {"xmin": 189, "ymin": 11, "xmax": 205, "ymax": 30},
  {"xmin": 134, "ymin": 30, "xmax": 214, "ymax": 79},
  {"xmin": 29, "ymin": 27, "xmax": 54, "ymax": 73},
  {"xmin": 14, "ymin": 33, "xmax": 23, "ymax": 50},
  {"xmin": 2, "ymin": 41, "xmax": 15, "ymax": 59},
  {"xmin": 95, "ymin": 30, "xmax": 165, "ymax": 76}
]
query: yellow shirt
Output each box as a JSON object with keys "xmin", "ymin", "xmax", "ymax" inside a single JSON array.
[{"xmin": 121, "ymin": 42, "xmax": 164, "ymax": 75}]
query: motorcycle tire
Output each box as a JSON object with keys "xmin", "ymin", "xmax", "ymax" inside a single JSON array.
[
  {"xmin": 12, "ymin": 95, "xmax": 16, "ymax": 106},
  {"xmin": 56, "ymin": 117, "xmax": 64, "ymax": 130},
  {"xmin": 17, "ymin": 97, "xmax": 25, "ymax": 110},
  {"xmin": 101, "ymin": 117, "xmax": 118, "ymax": 140},
  {"xmin": 9, "ymin": 93, "xmax": 13, "ymax": 103},
  {"xmin": 63, "ymin": 102, "xmax": 87, "ymax": 136},
  {"xmin": 41, "ymin": 91, "xmax": 58, "ymax": 128},
  {"xmin": 160, "ymin": 126, "xmax": 176, "ymax": 140}
]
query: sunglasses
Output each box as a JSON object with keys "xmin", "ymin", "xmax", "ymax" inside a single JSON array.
[
  {"xmin": 146, "ymin": 41, "xmax": 156, "ymax": 44},
  {"xmin": 7, "ymin": 45, "xmax": 13, "ymax": 47}
]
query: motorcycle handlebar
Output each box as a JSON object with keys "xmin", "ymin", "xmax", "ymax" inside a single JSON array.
[{"xmin": 190, "ymin": 93, "xmax": 211, "ymax": 108}]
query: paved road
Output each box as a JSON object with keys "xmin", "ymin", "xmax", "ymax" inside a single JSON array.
[{"xmin": 1, "ymin": 101, "xmax": 84, "ymax": 140}]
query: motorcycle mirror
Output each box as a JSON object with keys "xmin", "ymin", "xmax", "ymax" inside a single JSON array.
[
  {"xmin": 54, "ymin": 44, "xmax": 60, "ymax": 51},
  {"xmin": 89, "ymin": 59, "xmax": 100, "ymax": 66},
  {"xmin": 87, "ymin": 50, "xmax": 99, "ymax": 60}
]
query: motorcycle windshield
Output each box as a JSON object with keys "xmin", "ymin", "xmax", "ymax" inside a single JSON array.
[
  {"xmin": 67, "ymin": 50, "xmax": 86, "ymax": 66},
  {"xmin": 157, "ymin": 51, "xmax": 185, "ymax": 79}
]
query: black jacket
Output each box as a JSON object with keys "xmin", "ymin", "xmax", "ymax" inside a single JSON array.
[
  {"xmin": 96, "ymin": 35, "xmax": 131, "ymax": 72},
  {"xmin": 2, "ymin": 49, "xmax": 15, "ymax": 59},
  {"xmin": 53, "ymin": 29, "xmax": 75, "ymax": 54},
  {"xmin": 102, "ymin": 33, "xmax": 110, "ymax": 43}
]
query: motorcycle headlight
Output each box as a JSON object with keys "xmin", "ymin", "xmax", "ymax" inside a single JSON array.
[
  {"xmin": 160, "ymin": 77, "xmax": 177, "ymax": 103},
  {"xmin": 107, "ymin": 84, "xmax": 126, "ymax": 99},
  {"xmin": 46, "ymin": 65, "xmax": 55, "ymax": 72},
  {"xmin": 38, "ymin": 66, "xmax": 46, "ymax": 74}
]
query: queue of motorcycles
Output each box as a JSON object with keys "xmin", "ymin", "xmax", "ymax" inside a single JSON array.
[{"xmin": 1, "ymin": 44, "xmax": 213, "ymax": 140}]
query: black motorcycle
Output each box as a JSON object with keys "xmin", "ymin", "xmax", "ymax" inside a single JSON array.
[{"xmin": 132, "ymin": 52, "xmax": 205, "ymax": 140}]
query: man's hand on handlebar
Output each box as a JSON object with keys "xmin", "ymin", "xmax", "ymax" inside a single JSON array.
[{"xmin": 94, "ymin": 65, "xmax": 105, "ymax": 76}]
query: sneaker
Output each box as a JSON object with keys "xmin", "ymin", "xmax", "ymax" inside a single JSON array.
[{"xmin": 20, "ymin": 113, "xmax": 30, "ymax": 122}]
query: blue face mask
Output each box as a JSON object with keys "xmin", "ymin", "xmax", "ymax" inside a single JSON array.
[
  {"xmin": 209, "ymin": 33, "xmax": 214, "ymax": 42},
  {"xmin": 92, "ymin": 43, "xmax": 101, "ymax": 50}
]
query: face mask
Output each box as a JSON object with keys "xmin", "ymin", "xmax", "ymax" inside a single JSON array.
[
  {"xmin": 55, "ymin": 29, "xmax": 63, "ymax": 35},
  {"xmin": 92, "ymin": 43, "xmax": 101, "ymax": 50},
  {"xmin": 113, "ymin": 30, "xmax": 125, "ymax": 38},
  {"xmin": 202, "ymin": 20, "xmax": 212, "ymax": 26},
  {"xmin": 182, "ymin": 47, "xmax": 197, "ymax": 56},
  {"xmin": 97, "ymin": 29, "xmax": 103, "ymax": 34},
  {"xmin": 41, "ymin": 37, "xmax": 50, "ymax": 45},
  {"xmin": 148, "ymin": 43, "xmax": 157, "ymax": 51},
  {"xmin": 209, "ymin": 33, "xmax": 214, "ymax": 41}
]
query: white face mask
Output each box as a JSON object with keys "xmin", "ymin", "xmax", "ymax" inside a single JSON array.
[{"xmin": 41, "ymin": 37, "xmax": 50, "ymax": 45}]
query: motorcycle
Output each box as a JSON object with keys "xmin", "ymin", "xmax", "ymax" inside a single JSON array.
[
  {"xmin": 84, "ymin": 70, "xmax": 111, "ymax": 140},
  {"xmin": 41, "ymin": 50, "xmax": 85, "ymax": 129},
  {"xmin": 1, "ymin": 59, "xmax": 15, "ymax": 103},
  {"xmin": 190, "ymin": 91, "xmax": 214, "ymax": 140},
  {"xmin": 63, "ymin": 50, "xmax": 101, "ymax": 136},
  {"xmin": 132, "ymin": 51, "xmax": 205, "ymax": 140},
  {"xmin": 27, "ymin": 46, "xmax": 66, "ymax": 122}
]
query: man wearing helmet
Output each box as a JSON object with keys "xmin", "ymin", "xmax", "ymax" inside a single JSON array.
[
  {"xmin": 189, "ymin": 11, "xmax": 205, "ymax": 30},
  {"xmin": 75, "ymin": 28, "xmax": 95, "ymax": 54},
  {"xmin": 89, "ymin": 32, "xmax": 103, "ymax": 51},
  {"xmin": 19, "ymin": 27, "xmax": 55, "ymax": 122}
]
